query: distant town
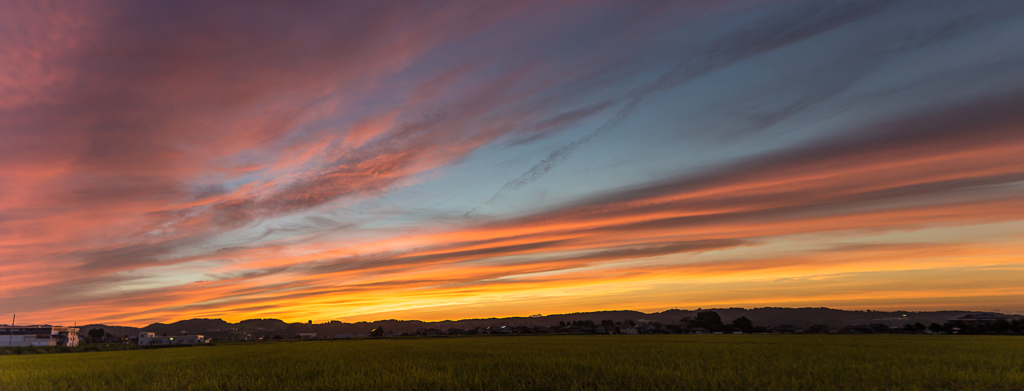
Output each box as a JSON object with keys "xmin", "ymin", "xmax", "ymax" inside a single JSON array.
[{"xmin": 3, "ymin": 307, "xmax": 1022, "ymax": 351}]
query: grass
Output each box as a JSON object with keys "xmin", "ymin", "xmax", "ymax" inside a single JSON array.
[
  {"xmin": 0, "ymin": 343, "xmax": 143, "ymax": 355},
  {"xmin": 1, "ymin": 335, "xmax": 1022, "ymax": 390}
]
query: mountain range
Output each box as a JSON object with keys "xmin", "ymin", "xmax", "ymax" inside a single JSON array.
[{"xmin": 67, "ymin": 307, "xmax": 1018, "ymax": 339}]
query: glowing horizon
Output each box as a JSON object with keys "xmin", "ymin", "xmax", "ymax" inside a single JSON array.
[{"xmin": 2, "ymin": 0, "xmax": 1024, "ymax": 327}]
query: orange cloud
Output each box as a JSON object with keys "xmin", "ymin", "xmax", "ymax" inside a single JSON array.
[{"xmin": 3, "ymin": 0, "xmax": 1023, "ymax": 326}]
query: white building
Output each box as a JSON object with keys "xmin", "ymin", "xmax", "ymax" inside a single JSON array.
[
  {"xmin": 0, "ymin": 326, "xmax": 79, "ymax": 347},
  {"xmin": 137, "ymin": 332, "xmax": 206, "ymax": 346}
]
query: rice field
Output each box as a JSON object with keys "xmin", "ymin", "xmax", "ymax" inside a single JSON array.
[{"xmin": 1, "ymin": 335, "xmax": 1022, "ymax": 390}]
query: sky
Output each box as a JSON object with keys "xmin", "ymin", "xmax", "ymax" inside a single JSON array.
[{"xmin": 2, "ymin": 0, "xmax": 1023, "ymax": 327}]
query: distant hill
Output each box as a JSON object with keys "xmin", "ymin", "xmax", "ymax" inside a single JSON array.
[
  {"xmin": 238, "ymin": 318, "xmax": 288, "ymax": 330},
  {"xmin": 75, "ymin": 324, "xmax": 139, "ymax": 339},
  {"xmin": 147, "ymin": 318, "xmax": 233, "ymax": 333},
  {"xmin": 76, "ymin": 307, "xmax": 1017, "ymax": 340}
]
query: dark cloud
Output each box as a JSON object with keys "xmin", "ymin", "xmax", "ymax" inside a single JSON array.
[
  {"xmin": 572, "ymin": 88, "xmax": 1024, "ymax": 211},
  {"xmin": 479, "ymin": 0, "xmax": 903, "ymax": 207},
  {"xmin": 3, "ymin": 0, "xmax": 1023, "ymax": 324}
]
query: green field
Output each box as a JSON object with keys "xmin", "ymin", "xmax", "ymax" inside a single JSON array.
[{"xmin": 1, "ymin": 335, "xmax": 1022, "ymax": 390}]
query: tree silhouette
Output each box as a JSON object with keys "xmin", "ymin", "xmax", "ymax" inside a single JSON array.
[
  {"xmin": 87, "ymin": 328, "xmax": 105, "ymax": 341},
  {"xmin": 687, "ymin": 311, "xmax": 724, "ymax": 331},
  {"xmin": 732, "ymin": 316, "xmax": 754, "ymax": 333},
  {"xmin": 993, "ymin": 319, "xmax": 1011, "ymax": 333}
]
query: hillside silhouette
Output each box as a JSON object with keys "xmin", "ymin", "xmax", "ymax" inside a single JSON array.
[{"xmin": 73, "ymin": 307, "xmax": 1010, "ymax": 340}]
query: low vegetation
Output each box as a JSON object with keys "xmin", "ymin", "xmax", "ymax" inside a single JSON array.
[
  {"xmin": 0, "ymin": 343, "xmax": 208, "ymax": 356},
  {"xmin": 1, "ymin": 335, "xmax": 1022, "ymax": 390}
]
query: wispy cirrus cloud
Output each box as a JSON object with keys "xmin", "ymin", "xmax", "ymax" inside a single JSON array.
[{"xmin": 2, "ymin": 0, "xmax": 1024, "ymax": 325}]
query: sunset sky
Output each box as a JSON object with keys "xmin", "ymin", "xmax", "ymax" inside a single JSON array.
[{"xmin": 2, "ymin": 0, "xmax": 1023, "ymax": 327}]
